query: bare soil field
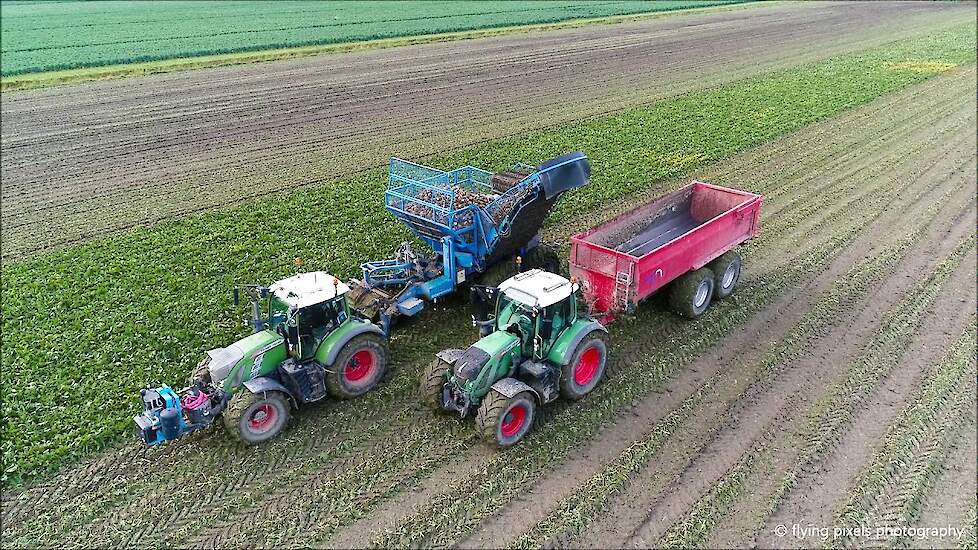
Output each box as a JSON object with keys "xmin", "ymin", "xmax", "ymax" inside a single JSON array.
[
  {"xmin": 2, "ymin": 65, "xmax": 973, "ymax": 549},
  {"xmin": 0, "ymin": 0, "xmax": 972, "ymax": 260}
]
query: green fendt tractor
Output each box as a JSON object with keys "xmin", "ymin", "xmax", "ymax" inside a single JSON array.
[
  {"xmin": 135, "ymin": 271, "xmax": 387, "ymax": 446},
  {"xmin": 421, "ymin": 269, "xmax": 608, "ymax": 446}
]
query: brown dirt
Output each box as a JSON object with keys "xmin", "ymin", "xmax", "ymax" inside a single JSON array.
[{"xmin": 1, "ymin": 1, "xmax": 972, "ymax": 260}]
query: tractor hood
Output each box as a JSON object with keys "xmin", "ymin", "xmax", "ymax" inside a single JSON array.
[
  {"xmin": 454, "ymin": 330, "xmax": 519, "ymax": 382},
  {"xmin": 207, "ymin": 329, "xmax": 283, "ymax": 385}
]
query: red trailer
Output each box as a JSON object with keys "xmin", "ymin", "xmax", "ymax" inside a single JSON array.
[{"xmin": 570, "ymin": 181, "xmax": 762, "ymax": 322}]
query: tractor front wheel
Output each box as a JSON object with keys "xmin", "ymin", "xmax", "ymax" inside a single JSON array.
[
  {"xmin": 326, "ymin": 334, "xmax": 388, "ymax": 399},
  {"xmin": 560, "ymin": 331, "xmax": 609, "ymax": 400},
  {"xmin": 476, "ymin": 389, "xmax": 536, "ymax": 447},
  {"xmin": 668, "ymin": 267, "xmax": 715, "ymax": 318},
  {"xmin": 421, "ymin": 356, "xmax": 452, "ymax": 411},
  {"xmin": 223, "ymin": 390, "xmax": 290, "ymax": 445}
]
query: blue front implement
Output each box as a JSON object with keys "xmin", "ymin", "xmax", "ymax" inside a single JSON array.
[{"xmin": 351, "ymin": 152, "xmax": 590, "ymax": 335}]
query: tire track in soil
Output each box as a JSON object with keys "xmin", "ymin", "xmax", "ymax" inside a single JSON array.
[
  {"xmin": 2, "ymin": 2, "xmax": 972, "ymax": 258},
  {"xmin": 909, "ymin": 408, "xmax": 978, "ymax": 549},
  {"xmin": 346, "ymin": 71, "xmax": 972, "ymax": 544},
  {"xmin": 738, "ymin": 203, "xmax": 976, "ymax": 549},
  {"xmin": 492, "ymin": 72, "xmax": 972, "ymax": 546},
  {"xmin": 748, "ymin": 238, "xmax": 978, "ymax": 549}
]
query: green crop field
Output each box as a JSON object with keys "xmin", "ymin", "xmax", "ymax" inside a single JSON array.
[
  {"xmin": 1, "ymin": 22, "xmax": 973, "ymax": 487},
  {"xmin": 0, "ymin": 0, "xmax": 740, "ymax": 76}
]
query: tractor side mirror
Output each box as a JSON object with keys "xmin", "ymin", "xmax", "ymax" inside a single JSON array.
[{"xmin": 233, "ymin": 287, "xmax": 240, "ymax": 306}]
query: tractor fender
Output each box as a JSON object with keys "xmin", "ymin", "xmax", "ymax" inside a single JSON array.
[
  {"xmin": 436, "ymin": 348, "xmax": 466, "ymax": 365},
  {"xmin": 490, "ymin": 377, "xmax": 540, "ymax": 403},
  {"xmin": 547, "ymin": 320, "xmax": 608, "ymax": 366},
  {"xmin": 243, "ymin": 378, "xmax": 298, "ymax": 409},
  {"xmin": 318, "ymin": 321, "xmax": 385, "ymax": 367}
]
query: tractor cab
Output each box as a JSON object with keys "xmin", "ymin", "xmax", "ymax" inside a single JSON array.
[
  {"xmin": 267, "ymin": 272, "xmax": 351, "ymax": 360},
  {"xmin": 495, "ymin": 269, "xmax": 578, "ymax": 360}
]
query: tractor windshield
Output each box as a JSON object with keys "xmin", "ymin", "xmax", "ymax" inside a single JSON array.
[{"xmin": 496, "ymin": 292, "xmax": 537, "ymax": 345}]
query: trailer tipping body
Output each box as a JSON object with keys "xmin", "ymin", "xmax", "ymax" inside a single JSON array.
[{"xmin": 569, "ymin": 181, "xmax": 762, "ymax": 320}]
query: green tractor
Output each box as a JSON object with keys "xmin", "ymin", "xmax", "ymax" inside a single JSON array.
[
  {"xmin": 421, "ymin": 269, "xmax": 608, "ymax": 446},
  {"xmin": 135, "ymin": 271, "xmax": 388, "ymax": 446}
]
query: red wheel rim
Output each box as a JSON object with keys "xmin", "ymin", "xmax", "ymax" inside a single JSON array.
[
  {"xmin": 574, "ymin": 346, "xmax": 601, "ymax": 386},
  {"xmin": 500, "ymin": 404, "xmax": 527, "ymax": 438},
  {"xmin": 248, "ymin": 403, "xmax": 276, "ymax": 432},
  {"xmin": 345, "ymin": 349, "xmax": 375, "ymax": 382}
]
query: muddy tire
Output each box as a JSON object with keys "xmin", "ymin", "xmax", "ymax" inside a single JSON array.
[
  {"xmin": 326, "ymin": 334, "xmax": 388, "ymax": 399},
  {"xmin": 421, "ymin": 356, "xmax": 452, "ymax": 411},
  {"xmin": 476, "ymin": 389, "xmax": 535, "ymax": 447},
  {"xmin": 523, "ymin": 243, "xmax": 562, "ymax": 275},
  {"xmin": 189, "ymin": 355, "xmax": 212, "ymax": 385},
  {"xmin": 560, "ymin": 331, "xmax": 609, "ymax": 400},
  {"xmin": 709, "ymin": 251, "xmax": 742, "ymax": 299},
  {"xmin": 479, "ymin": 257, "xmax": 519, "ymax": 287},
  {"xmin": 223, "ymin": 390, "xmax": 290, "ymax": 445},
  {"xmin": 669, "ymin": 268, "xmax": 715, "ymax": 318}
]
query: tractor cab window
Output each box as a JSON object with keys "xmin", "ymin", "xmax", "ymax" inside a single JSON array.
[
  {"xmin": 539, "ymin": 298, "xmax": 571, "ymax": 346},
  {"xmin": 291, "ymin": 296, "xmax": 347, "ymax": 360},
  {"xmin": 268, "ymin": 295, "xmax": 290, "ymax": 328},
  {"xmin": 496, "ymin": 293, "xmax": 537, "ymax": 355}
]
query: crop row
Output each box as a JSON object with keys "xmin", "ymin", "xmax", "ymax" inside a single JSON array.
[
  {"xmin": 834, "ymin": 324, "xmax": 976, "ymax": 545},
  {"xmin": 762, "ymin": 235, "xmax": 976, "ymax": 534},
  {"xmin": 0, "ymin": 1, "xmax": 738, "ymax": 76},
  {"xmin": 1, "ymin": 23, "xmax": 974, "ymax": 488}
]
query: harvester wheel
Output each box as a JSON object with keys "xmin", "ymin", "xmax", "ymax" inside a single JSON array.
[
  {"xmin": 326, "ymin": 334, "xmax": 388, "ymax": 399},
  {"xmin": 669, "ymin": 268, "xmax": 715, "ymax": 318},
  {"xmin": 421, "ymin": 356, "xmax": 452, "ymax": 411},
  {"xmin": 479, "ymin": 258, "xmax": 519, "ymax": 287},
  {"xmin": 523, "ymin": 243, "xmax": 562, "ymax": 275},
  {"xmin": 476, "ymin": 389, "xmax": 536, "ymax": 447},
  {"xmin": 223, "ymin": 390, "xmax": 290, "ymax": 445},
  {"xmin": 709, "ymin": 251, "xmax": 742, "ymax": 299},
  {"xmin": 560, "ymin": 331, "xmax": 609, "ymax": 399}
]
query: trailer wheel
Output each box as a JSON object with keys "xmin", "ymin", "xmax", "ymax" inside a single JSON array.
[
  {"xmin": 421, "ymin": 356, "xmax": 452, "ymax": 411},
  {"xmin": 326, "ymin": 334, "xmax": 388, "ymax": 399},
  {"xmin": 709, "ymin": 251, "xmax": 742, "ymax": 299},
  {"xmin": 476, "ymin": 390, "xmax": 535, "ymax": 447},
  {"xmin": 560, "ymin": 331, "xmax": 609, "ymax": 399},
  {"xmin": 223, "ymin": 390, "xmax": 290, "ymax": 445},
  {"xmin": 669, "ymin": 268, "xmax": 715, "ymax": 318}
]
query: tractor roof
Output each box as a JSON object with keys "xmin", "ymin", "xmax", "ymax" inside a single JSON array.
[
  {"xmin": 497, "ymin": 269, "xmax": 574, "ymax": 308},
  {"xmin": 270, "ymin": 271, "xmax": 350, "ymax": 309}
]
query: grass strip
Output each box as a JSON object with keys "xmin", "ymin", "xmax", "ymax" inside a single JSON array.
[
  {"xmin": 1, "ymin": 23, "xmax": 974, "ymax": 487},
  {"xmin": 0, "ymin": 0, "xmax": 753, "ymax": 91}
]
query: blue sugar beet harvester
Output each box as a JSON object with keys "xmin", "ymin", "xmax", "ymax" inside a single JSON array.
[{"xmin": 347, "ymin": 151, "xmax": 591, "ymax": 335}]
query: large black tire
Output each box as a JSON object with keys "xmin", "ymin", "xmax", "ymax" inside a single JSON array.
[
  {"xmin": 709, "ymin": 251, "xmax": 742, "ymax": 299},
  {"xmin": 559, "ymin": 331, "xmax": 609, "ymax": 400},
  {"xmin": 669, "ymin": 268, "xmax": 716, "ymax": 318},
  {"xmin": 479, "ymin": 257, "xmax": 520, "ymax": 287},
  {"xmin": 223, "ymin": 390, "xmax": 290, "ymax": 445},
  {"xmin": 326, "ymin": 333, "xmax": 388, "ymax": 399},
  {"xmin": 421, "ymin": 356, "xmax": 452, "ymax": 411},
  {"xmin": 476, "ymin": 389, "xmax": 536, "ymax": 447},
  {"xmin": 523, "ymin": 243, "xmax": 562, "ymax": 275}
]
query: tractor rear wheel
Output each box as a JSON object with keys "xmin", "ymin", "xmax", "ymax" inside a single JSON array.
[
  {"xmin": 560, "ymin": 331, "xmax": 609, "ymax": 399},
  {"xmin": 421, "ymin": 356, "xmax": 452, "ymax": 411},
  {"xmin": 326, "ymin": 334, "xmax": 388, "ymax": 399},
  {"xmin": 709, "ymin": 251, "xmax": 742, "ymax": 299},
  {"xmin": 476, "ymin": 389, "xmax": 536, "ymax": 447},
  {"xmin": 223, "ymin": 390, "xmax": 290, "ymax": 445},
  {"xmin": 668, "ymin": 268, "xmax": 715, "ymax": 318}
]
